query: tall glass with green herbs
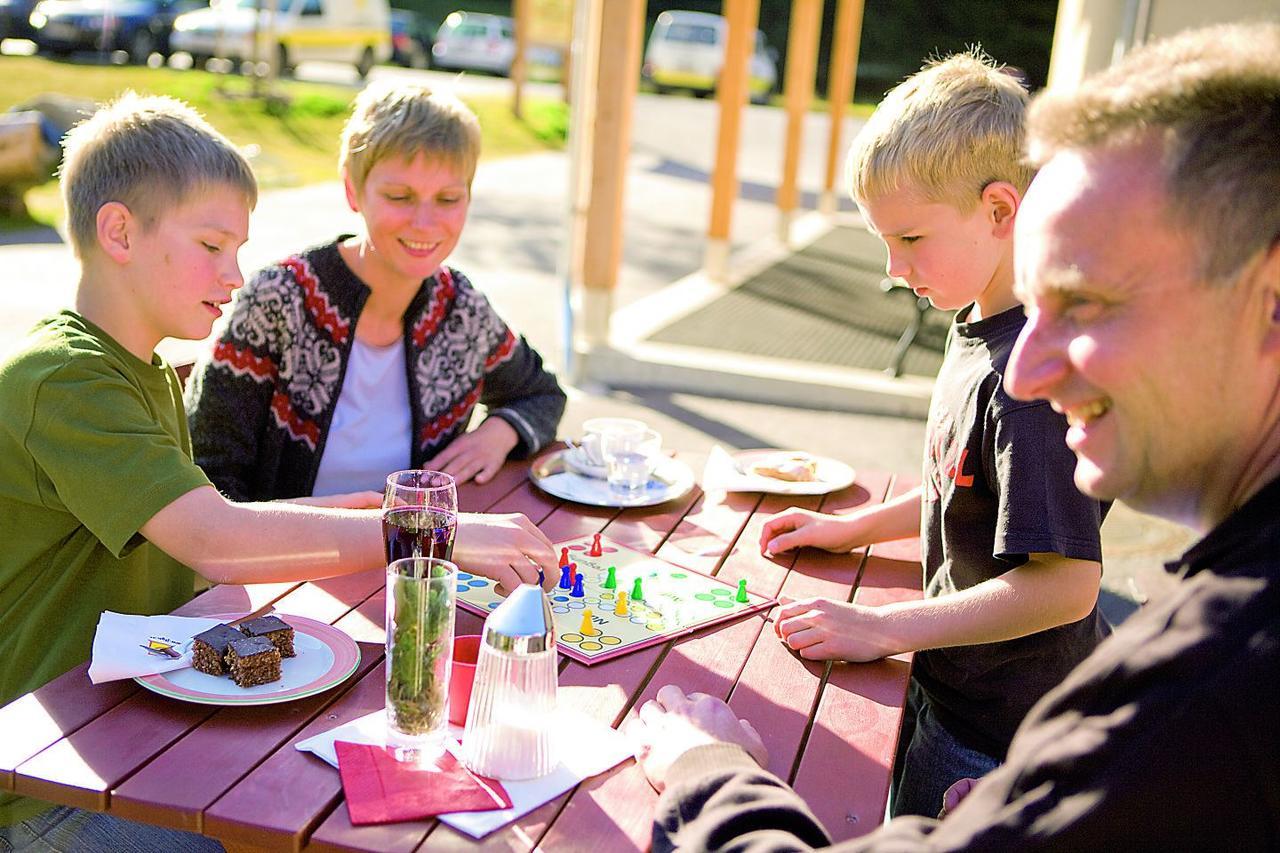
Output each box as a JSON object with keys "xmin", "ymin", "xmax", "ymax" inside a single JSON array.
[{"xmin": 385, "ymin": 556, "xmax": 457, "ymax": 755}]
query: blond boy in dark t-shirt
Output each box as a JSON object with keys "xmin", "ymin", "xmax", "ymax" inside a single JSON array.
[{"xmin": 758, "ymin": 53, "xmax": 1109, "ymax": 817}]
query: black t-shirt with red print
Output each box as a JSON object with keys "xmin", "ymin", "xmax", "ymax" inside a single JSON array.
[{"xmin": 917, "ymin": 303, "xmax": 1110, "ymax": 759}]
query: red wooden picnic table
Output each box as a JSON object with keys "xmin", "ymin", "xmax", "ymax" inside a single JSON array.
[{"xmin": 0, "ymin": 451, "xmax": 922, "ymax": 851}]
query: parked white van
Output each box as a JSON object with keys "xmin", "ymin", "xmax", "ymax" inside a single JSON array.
[
  {"xmin": 642, "ymin": 9, "xmax": 777, "ymax": 104},
  {"xmin": 171, "ymin": 0, "xmax": 389, "ymax": 77}
]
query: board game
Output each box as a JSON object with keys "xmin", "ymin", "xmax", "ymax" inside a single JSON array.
[{"xmin": 453, "ymin": 534, "xmax": 776, "ymax": 665}]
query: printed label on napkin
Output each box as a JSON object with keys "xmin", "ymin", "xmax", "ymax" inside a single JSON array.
[{"xmin": 87, "ymin": 611, "xmax": 224, "ymax": 683}]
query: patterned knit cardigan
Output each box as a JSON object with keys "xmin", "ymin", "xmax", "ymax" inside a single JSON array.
[{"xmin": 184, "ymin": 240, "xmax": 566, "ymax": 501}]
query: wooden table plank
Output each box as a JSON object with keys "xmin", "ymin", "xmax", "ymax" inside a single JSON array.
[
  {"xmin": 0, "ymin": 664, "xmax": 137, "ymax": 791},
  {"xmin": 202, "ymin": 651, "xmax": 386, "ymax": 851},
  {"xmin": 111, "ymin": 643, "xmax": 384, "ymax": 832},
  {"xmin": 788, "ymin": 473, "xmax": 921, "ymax": 842},
  {"xmin": 13, "ymin": 690, "xmax": 217, "ymax": 810}
]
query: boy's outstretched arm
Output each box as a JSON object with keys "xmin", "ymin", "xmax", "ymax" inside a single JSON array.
[
  {"xmin": 140, "ymin": 485, "xmax": 557, "ymax": 590},
  {"xmin": 760, "ymin": 485, "xmax": 922, "ymax": 555},
  {"xmin": 776, "ymin": 552, "xmax": 1100, "ymax": 661}
]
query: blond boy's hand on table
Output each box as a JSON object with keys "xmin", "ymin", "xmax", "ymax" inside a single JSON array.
[{"xmin": 760, "ymin": 485, "xmax": 923, "ymax": 556}]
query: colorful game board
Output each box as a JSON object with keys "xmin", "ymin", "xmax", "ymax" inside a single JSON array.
[{"xmin": 453, "ymin": 534, "xmax": 776, "ymax": 665}]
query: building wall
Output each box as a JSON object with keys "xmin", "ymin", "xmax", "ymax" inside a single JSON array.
[{"xmin": 1047, "ymin": 0, "xmax": 1280, "ymax": 89}]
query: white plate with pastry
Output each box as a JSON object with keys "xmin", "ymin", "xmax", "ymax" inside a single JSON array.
[{"xmin": 702, "ymin": 446, "xmax": 856, "ymax": 496}]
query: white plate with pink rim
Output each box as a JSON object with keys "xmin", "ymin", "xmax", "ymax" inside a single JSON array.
[{"xmin": 134, "ymin": 613, "xmax": 359, "ymax": 706}]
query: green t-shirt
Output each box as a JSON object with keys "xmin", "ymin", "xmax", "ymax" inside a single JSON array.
[{"xmin": 0, "ymin": 311, "xmax": 212, "ymax": 826}]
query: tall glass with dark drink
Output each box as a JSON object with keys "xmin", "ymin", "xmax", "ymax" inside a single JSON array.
[{"xmin": 382, "ymin": 470, "xmax": 459, "ymax": 564}]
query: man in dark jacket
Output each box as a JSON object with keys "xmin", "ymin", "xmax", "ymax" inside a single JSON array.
[{"xmin": 631, "ymin": 22, "xmax": 1280, "ymax": 852}]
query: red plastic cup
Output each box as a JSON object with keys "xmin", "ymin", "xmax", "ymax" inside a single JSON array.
[{"xmin": 449, "ymin": 634, "xmax": 482, "ymax": 726}]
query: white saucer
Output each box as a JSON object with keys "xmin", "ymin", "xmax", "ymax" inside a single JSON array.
[{"xmin": 531, "ymin": 450, "xmax": 695, "ymax": 507}]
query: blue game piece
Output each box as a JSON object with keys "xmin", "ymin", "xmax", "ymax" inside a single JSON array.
[
  {"xmin": 571, "ymin": 575, "xmax": 586, "ymax": 598},
  {"xmin": 559, "ymin": 565, "xmax": 573, "ymax": 590},
  {"xmin": 537, "ymin": 568, "xmax": 545, "ymax": 587}
]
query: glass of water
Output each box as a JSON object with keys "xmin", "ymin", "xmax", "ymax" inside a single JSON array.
[{"xmin": 601, "ymin": 427, "xmax": 662, "ymax": 494}]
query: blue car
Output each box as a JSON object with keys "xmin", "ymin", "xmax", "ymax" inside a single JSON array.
[{"xmin": 29, "ymin": 0, "xmax": 206, "ymax": 63}]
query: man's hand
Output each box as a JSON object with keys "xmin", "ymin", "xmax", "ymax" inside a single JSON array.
[
  {"xmin": 454, "ymin": 512, "xmax": 556, "ymax": 591},
  {"xmin": 759, "ymin": 508, "xmax": 861, "ymax": 556},
  {"xmin": 426, "ymin": 419, "xmax": 520, "ymax": 485},
  {"xmin": 773, "ymin": 596, "xmax": 899, "ymax": 662},
  {"xmin": 628, "ymin": 685, "xmax": 767, "ymax": 793},
  {"xmin": 281, "ymin": 490, "xmax": 382, "ymax": 509}
]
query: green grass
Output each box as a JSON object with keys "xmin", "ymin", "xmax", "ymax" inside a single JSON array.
[{"xmin": 0, "ymin": 55, "xmax": 568, "ymax": 230}]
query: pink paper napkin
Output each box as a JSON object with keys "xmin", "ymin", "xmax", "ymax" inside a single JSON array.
[{"xmin": 335, "ymin": 741, "xmax": 511, "ymax": 825}]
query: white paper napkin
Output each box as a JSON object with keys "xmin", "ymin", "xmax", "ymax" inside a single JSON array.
[
  {"xmin": 87, "ymin": 611, "xmax": 225, "ymax": 684},
  {"xmin": 295, "ymin": 708, "xmax": 636, "ymax": 838},
  {"xmin": 702, "ymin": 445, "xmax": 835, "ymax": 495}
]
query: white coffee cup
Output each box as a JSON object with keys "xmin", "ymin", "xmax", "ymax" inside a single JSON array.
[{"xmin": 576, "ymin": 417, "xmax": 646, "ymax": 467}]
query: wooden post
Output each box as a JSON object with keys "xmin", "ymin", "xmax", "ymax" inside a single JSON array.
[
  {"xmin": 777, "ymin": 0, "xmax": 822, "ymax": 245},
  {"xmin": 821, "ymin": 0, "xmax": 864, "ymax": 215},
  {"xmin": 571, "ymin": 0, "xmax": 645, "ymax": 371},
  {"xmin": 511, "ymin": 0, "xmax": 529, "ymax": 118},
  {"xmin": 705, "ymin": 0, "xmax": 762, "ymax": 281}
]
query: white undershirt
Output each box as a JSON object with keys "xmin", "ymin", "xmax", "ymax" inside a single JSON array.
[{"xmin": 311, "ymin": 337, "xmax": 412, "ymax": 496}]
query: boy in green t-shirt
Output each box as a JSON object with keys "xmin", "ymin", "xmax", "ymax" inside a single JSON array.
[{"xmin": 0, "ymin": 93, "xmax": 556, "ymax": 842}]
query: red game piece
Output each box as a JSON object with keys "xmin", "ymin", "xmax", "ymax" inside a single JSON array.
[
  {"xmin": 568, "ymin": 562, "xmax": 577, "ymax": 585},
  {"xmin": 560, "ymin": 547, "xmax": 570, "ymax": 567},
  {"xmin": 589, "ymin": 533, "xmax": 603, "ymax": 557}
]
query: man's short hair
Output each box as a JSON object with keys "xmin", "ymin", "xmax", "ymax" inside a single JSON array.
[
  {"xmin": 60, "ymin": 92, "xmax": 257, "ymax": 259},
  {"xmin": 1026, "ymin": 23, "xmax": 1280, "ymax": 283},
  {"xmin": 846, "ymin": 50, "xmax": 1034, "ymax": 211},
  {"xmin": 339, "ymin": 80, "xmax": 482, "ymax": 193}
]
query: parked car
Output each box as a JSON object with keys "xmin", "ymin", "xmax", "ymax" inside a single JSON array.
[
  {"xmin": 171, "ymin": 0, "xmax": 389, "ymax": 77},
  {"xmin": 429, "ymin": 9, "xmax": 510, "ymax": 74},
  {"xmin": 0, "ymin": 0, "xmax": 41, "ymax": 40},
  {"xmin": 428, "ymin": 9, "xmax": 560, "ymax": 76},
  {"xmin": 642, "ymin": 9, "xmax": 778, "ymax": 104},
  {"xmin": 28, "ymin": 0, "xmax": 206, "ymax": 63},
  {"xmin": 389, "ymin": 7, "xmax": 431, "ymax": 68}
]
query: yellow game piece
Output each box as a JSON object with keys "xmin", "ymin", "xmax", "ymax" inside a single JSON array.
[
  {"xmin": 614, "ymin": 590, "xmax": 629, "ymax": 616},
  {"xmin": 580, "ymin": 609, "xmax": 600, "ymax": 636}
]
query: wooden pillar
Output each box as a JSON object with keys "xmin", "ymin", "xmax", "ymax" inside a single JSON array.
[
  {"xmin": 570, "ymin": 0, "xmax": 645, "ymax": 368},
  {"xmin": 704, "ymin": 0, "xmax": 762, "ymax": 280},
  {"xmin": 821, "ymin": 0, "xmax": 864, "ymax": 214},
  {"xmin": 511, "ymin": 0, "xmax": 529, "ymax": 118},
  {"xmin": 777, "ymin": 0, "xmax": 822, "ymax": 245}
]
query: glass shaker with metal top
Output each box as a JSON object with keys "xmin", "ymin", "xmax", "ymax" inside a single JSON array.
[{"xmin": 462, "ymin": 583, "xmax": 558, "ymax": 780}]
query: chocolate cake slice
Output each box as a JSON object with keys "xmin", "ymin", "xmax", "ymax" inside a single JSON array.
[
  {"xmin": 227, "ymin": 636, "xmax": 282, "ymax": 687},
  {"xmin": 238, "ymin": 615, "xmax": 295, "ymax": 658},
  {"xmin": 191, "ymin": 623, "xmax": 244, "ymax": 676}
]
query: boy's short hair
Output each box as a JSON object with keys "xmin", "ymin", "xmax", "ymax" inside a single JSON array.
[
  {"xmin": 1026, "ymin": 23, "xmax": 1280, "ymax": 283},
  {"xmin": 60, "ymin": 92, "xmax": 257, "ymax": 259},
  {"xmin": 339, "ymin": 80, "xmax": 482, "ymax": 192},
  {"xmin": 847, "ymin": 51, "xmax": 1033, "ymax": 211}
]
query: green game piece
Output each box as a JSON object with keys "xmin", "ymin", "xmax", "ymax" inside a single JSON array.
[
  {"xmin": 736, "ymin": 579, "xmax": 749, "ymax": 603},
  {"xmin": 630, "ymin": 577, "xmax": 644, "ymax": 602},
  {"xmin": 604, "ymin": 566, "xmax": 617, "ymax": 589}
]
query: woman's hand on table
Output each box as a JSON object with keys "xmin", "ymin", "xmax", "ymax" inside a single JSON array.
[
  {"xmin": 455, "ymin": 512, "xmax": 557, "ymax": 591},
  {"xmin": 772, "ymin": 595, "xmax": 899, "ymax": 662},
  {"xmin": 629, "ymin": 685, "xmax": 768, "ymax": 793},
  {"xmin": 426, "ymin": 419, "xmax": 520, "ymax": 485}
]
